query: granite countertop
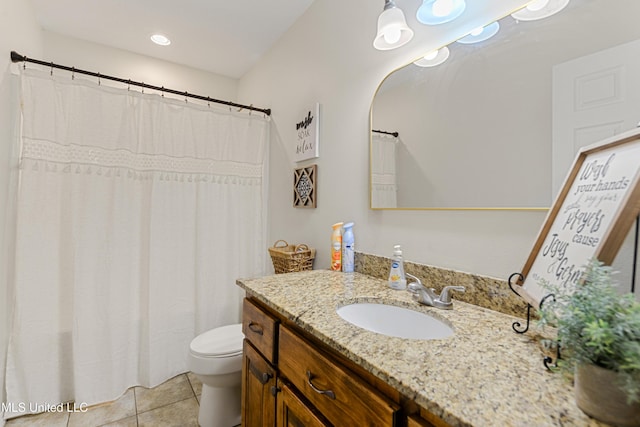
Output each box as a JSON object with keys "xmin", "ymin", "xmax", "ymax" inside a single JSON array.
[{"xmin": 236, "ymin": 269, "xmax": 605, "ymax": 427}]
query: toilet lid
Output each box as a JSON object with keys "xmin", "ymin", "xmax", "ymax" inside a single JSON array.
[{"xmin": 190, "ymin": 323, "xmax": 244, "ymax": 358}]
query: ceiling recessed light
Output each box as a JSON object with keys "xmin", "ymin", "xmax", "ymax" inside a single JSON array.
[{"xmin": 150, "ymin": 34, "xmax": 171, "ymax": 46}]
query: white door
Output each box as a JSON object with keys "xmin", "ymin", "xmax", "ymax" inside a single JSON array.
[
  {"xmin": 553, "ymin": 38, "xmax": 640, "ymax": 194},
  {"xmin": 553, "ymin": 38, "xmax": 640, "ymax": 298}
]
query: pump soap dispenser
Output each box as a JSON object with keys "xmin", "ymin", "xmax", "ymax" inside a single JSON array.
[{"xmin": 388, "ymin": 245, "xmax": 407, "ymax": 290}]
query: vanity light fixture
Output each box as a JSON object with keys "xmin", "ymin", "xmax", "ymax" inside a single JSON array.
[
  {"xmin": 373, "ymin": 0, "xmax": 414, "ymax": 50},
  {"xmin": 456, "ymin": 21, "xmax": 500, "ymax": 44},
  {"xmin": 150, "ymin": 34, "xmax": 171, "ymax": 46},
  {"xmin": 413, "ymin": 47, "xmax": 450, "ymax": 67},
  {"xmin": 511, "ymin": 0, "xmax": 570, "ymax": 21},
  {"xmin": 416, "ymin": 0, "xmax": 466, "ymax": 25}
]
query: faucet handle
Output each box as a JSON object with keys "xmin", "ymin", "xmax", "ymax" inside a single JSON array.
[
  {"xmin": 406, "ymin": 274, "xmax": 426, "ymax": 294},
  {"xmin": 405, "ymin": 274, "xmax": 424, "ymax": 301},
  {"xmin": 439, "ymin": 286, "xmax": 465, "ymax": 304},
  {"xmin": 406, "ymin": 273, "xmax": 422, "ymax": 287}
]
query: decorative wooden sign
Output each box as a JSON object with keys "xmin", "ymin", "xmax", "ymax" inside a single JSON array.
[
  {"xmin": 293, "ymin": 165, "xmax": 317, "ymax": 208},
  {"xmin": 513, "ymin": 128, "xmax": 640, "ymax": 307},
  {"xmin": 294, "ymin": 103, "xmax": 320, "ymax": 162}
]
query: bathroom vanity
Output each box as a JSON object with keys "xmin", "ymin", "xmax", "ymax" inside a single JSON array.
[
  {"xmin": 237, "ymin": 270, "xmax": 606, "ymax": 426},
  {"xmin": 242, "ymin": 297, "xmax": 401, "ymax": 426}
]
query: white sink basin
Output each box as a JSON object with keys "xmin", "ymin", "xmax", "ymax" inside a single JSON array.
[{"xmin": 336, "ymin": 302, "xmax": 453, "ymax": 340}]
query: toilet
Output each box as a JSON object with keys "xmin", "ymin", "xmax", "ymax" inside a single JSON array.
[{"xmin": 188, "ymin": 323, "xmax": 244, "ymax": 427}]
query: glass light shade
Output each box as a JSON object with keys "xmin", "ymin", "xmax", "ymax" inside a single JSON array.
[
  {"xmin": 374, "ymin": 7, "xmax": 414, "ymax": 50},
  {"xmin": 511, "ymin": 0, "xmax": 570, "ymax": 21},
  {"xmin": 526, "ymin": 0, "xmax": 550, "ymax": 12},
  {"xmin": 416, "ymin": 0, "xmax": 466, "ymax": 25},
  {"xmin": 456, "ymin": 21, "xmax": 500, "ymax": 44},
  {"xmin": 413, "ymin": 47, "xmax": 450, "ymax": 67},
  {"xmin": 150, "ymin": 34, "xmax": 171, "ymax": 46}
]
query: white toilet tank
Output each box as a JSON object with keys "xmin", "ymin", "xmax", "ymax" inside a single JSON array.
[{"xmin": 188, "ymin": 324, "xmax": 244, "ymax": 376}]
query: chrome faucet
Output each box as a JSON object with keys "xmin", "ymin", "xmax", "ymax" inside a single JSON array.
[{"xmin": 406, "ymin": 273, "xmax": 465, "ymax": 310}]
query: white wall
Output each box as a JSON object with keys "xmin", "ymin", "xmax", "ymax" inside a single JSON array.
[
  {"xmin": 41, "ymin": 31, "xmax": 238, "ymax": 103},
  {"xmin": 239, "ymin": 0, "xmax": 545, "ymax": 280}
]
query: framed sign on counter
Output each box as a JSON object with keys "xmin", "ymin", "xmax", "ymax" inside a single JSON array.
[{"xmin": 513, "ymin": 128, "xmax": 640, "ymax": 307}]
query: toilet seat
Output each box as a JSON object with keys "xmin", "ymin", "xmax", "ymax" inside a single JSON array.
[{"xmin": 190, "ymin": 323, "xmax": 243, "ymax": 358}]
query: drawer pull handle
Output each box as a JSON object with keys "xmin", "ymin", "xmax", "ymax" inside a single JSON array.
[
  {"xmin": 306, "ymin": 370, "xmax": 336, "ymax": 400},
  {"xmin": 248, "ymin": 321, "xmax": 263, "ymax": 335}
]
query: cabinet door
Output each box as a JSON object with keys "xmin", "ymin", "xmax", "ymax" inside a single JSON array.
[
  {"xmin": 277, "ymin": 380, "xmax": 331, "ymax": 427},
  {"xmin": 242, "ymin": 340, "xmax": 277, "ymax": 427}
]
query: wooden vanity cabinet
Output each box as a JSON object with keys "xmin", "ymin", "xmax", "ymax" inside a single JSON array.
[
  {"xmin": 241, "ymin": 298, "xmax": 279, "ymax": 427},
  {"xmin": 242, "ymin": 297, "xmax": 445, "ymax": 427}
]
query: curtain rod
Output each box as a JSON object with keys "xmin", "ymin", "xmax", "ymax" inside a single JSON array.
[
  {"xmin": 10, "ymin": 51, "xmax": 271, "ymax": 116},
  {"xmin": 372, "ymin": 129, "xmax": 399, "ymax": 137}
]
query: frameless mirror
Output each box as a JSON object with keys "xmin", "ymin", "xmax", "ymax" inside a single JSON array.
[{"xmin": 370, "ymin": 0, "xmax": 640, "ymax": 209}]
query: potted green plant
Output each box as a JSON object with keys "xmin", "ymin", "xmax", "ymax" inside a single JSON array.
[{"xmin": 537, "ymin": 258, "xmax": 640, "ymax": 427}]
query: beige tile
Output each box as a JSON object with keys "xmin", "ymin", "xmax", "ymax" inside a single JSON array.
[
  {"xmin": 186, "ymin": 371, "xmax": 202, "ymax": 396},
  {"xmin": 68, "ymin": 388, "xmax": 136, "ymax": 427},
  {"xmin": 137, "ymin": 397, "xmax": 199, "ymax": 427},
  {"xmin": 135, "ymin": 374, "xmax": 194, "ymax": 413},
  {"xmin": 5, "ymin": 410, "xmax": 69, "ymax": 427},
  {"xmin": 100, "ymin": 415, "xmax": 138, "ymax": 427}
]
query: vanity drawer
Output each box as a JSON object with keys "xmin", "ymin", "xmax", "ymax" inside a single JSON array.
[
  {"xmin": 242, "ymin": 298, "xmax": 278, "ymax": 363},
  {"xmin": 278, "ymin": 326, "xmax": 399, "ymax": 426}
]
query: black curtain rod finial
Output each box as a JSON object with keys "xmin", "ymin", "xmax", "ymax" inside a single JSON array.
[{"xmin": 11, "ymin": 51, "xmax": 26, "ymax": 63}]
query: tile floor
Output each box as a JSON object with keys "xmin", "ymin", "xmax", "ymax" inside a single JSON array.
[{"xmin": 5, "ymin": 372, "xmax": 206, "ymax": 427}]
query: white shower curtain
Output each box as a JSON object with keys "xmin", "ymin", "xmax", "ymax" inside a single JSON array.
[
  {"xmin": 371, "ymin": 133, "xmax": 398, "ymax": 208},
  {"xmin": 5, "ymin": 69, "xmax": 269, "ymax": 416}
]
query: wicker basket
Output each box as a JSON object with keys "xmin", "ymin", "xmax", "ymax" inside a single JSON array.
[{"xmin": 268, "ymin": 240, "xmax": 316, "ymax": 274}]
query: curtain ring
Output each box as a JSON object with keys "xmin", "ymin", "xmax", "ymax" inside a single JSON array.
[
  {"xmin": 97, "ymin": 72, "xmax": 101, "ymax": 85},
  {"xmin": 184, "ymin": 91, "xmax": 188, "ymax": 103},
  {"xmin": 161, "ymin": 86, "xmax": 164, "ymax": 97},
  {"xmin": 50, "ymin": 61, "xmax": 53, "ymax": 75},
  {"xmin": 141, "ymin": 82, "xmax": 144, "ymax": 94},
  {"xmin": 128, "ymin": 79, "xmax": 131, "ymax": 91},
  {"xmin": 207, "ymin": 97, "xmax": 211, "ymax": 108},
  {"xmin": 71, "ymin": 66, "xmax": 75, "ymax": 80}
]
